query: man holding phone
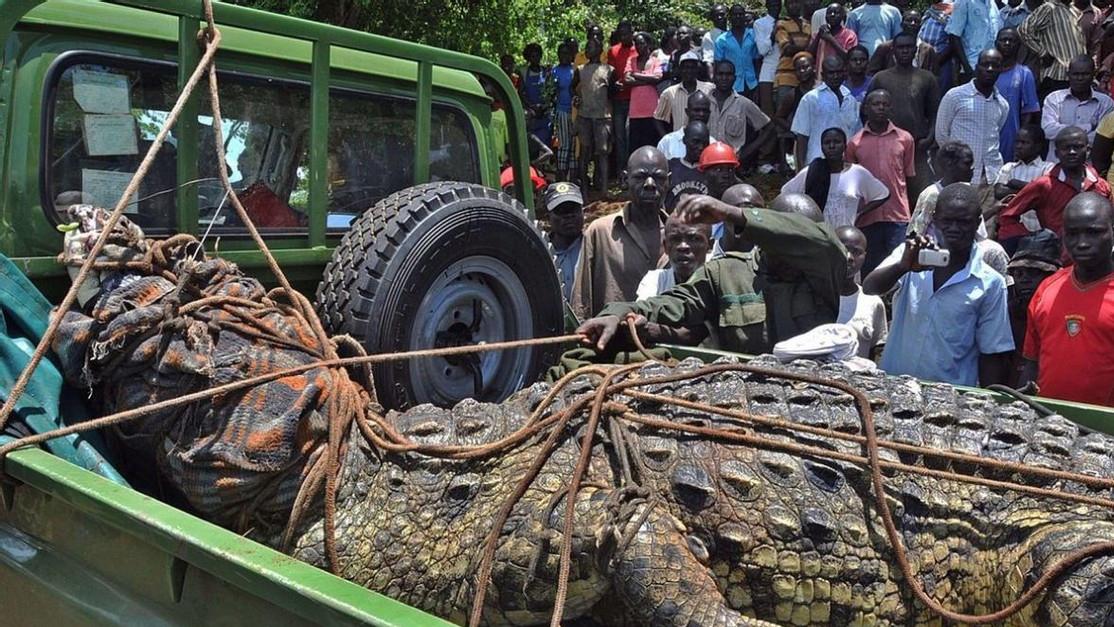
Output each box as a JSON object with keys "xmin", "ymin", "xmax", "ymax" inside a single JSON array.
[{"xmin": 863, "ymin": 183, "xmax": 1015, "ymax": 387}]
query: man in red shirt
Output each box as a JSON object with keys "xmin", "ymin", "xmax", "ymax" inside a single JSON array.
[
  {"xmin": 998, "ymin": 126, "xmax": 1112, "ymax": 256},
  {"xmin": 1021, "ymin": 192, "xmax": 1114, "ymax": 406},
  {"xmin": 609, "ymin": 20, "xmax": 637, "ymax": 168},
  {"xmin": 846, "ymin": 88, "xmax": 916, "ymax": 273}
]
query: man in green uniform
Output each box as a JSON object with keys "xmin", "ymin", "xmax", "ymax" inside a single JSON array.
[{"xmin": 578, "ymin": 192, "xmax": 849, "ymax": 353}]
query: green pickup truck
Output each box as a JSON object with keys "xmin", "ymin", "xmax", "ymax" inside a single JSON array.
[{"xmin": 2, "ymin": 2, "xmax": 1114, "ymax": 626}]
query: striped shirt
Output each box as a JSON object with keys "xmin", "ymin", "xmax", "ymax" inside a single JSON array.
[
  {"xmin": 935, "ymin": 81, "xmax": 1011, "ymax": 184},
  {"xmin": 919, "ymin": 2, "xmax": 953, "ymax": 53},
  {"xmin": 1018, "ymin": 1, "xmax": 1086, "ymax": 82}
]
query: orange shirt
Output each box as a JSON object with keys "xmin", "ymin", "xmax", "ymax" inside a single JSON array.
[{"xmin": 1024, "ymin": 267, "xmax": 1114, "ymax": 406}]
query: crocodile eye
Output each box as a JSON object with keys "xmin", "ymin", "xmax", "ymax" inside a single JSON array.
[
  {"xmin": 445, "ymin": 474, "xmax": 480, "ymax": 501},
  {"xmin": 801, "ymin": 507, "xmax": 836, "ymax": 542},
  {"xmin": 990, "ymin": 430, "xmax": 1026, "ymax": 447}
]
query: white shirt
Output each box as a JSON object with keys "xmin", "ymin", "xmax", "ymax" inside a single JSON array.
[
  {"xmin": 811, "ymin": 7, "xmax": 828, "ymax": 34},
  {"xmin": 838, "ymin": 286, "xmax": 889, "ymax": 358},
  {"xmin": 935, "ymin": 81, "xmax": 1010, "ymax": 184},
  {"xmin": 702, "ymin": 27, "xmax": 726, "ymax": 64},
  {"xmin": 790, "ymin": 83, "xmax": 863, "ymax": 163},
  {"xmin": 754, "ymin": 15, "xmax": 781, "ymax": 83},
  {"xmin": 636, "ymin": 268, "xmax": 676, "ymax": 300},
  {"xmin": 1040, "ymin": 88, "xmax": 1114, "ymax": 162},
  {"xmin": 656, "ymin": 129, "xmax": 719, "ymax": 160},
  {"xmin": 994, "ymin": 157, "xmax": 1053, "ymax": 185},
  {"xmin": 781, "ymin": 163, "xmax": 889, "ymax": 228}
]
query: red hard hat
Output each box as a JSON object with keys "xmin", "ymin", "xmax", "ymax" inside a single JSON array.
[
  {"xmin": 698, "ymin": 142, "xmax": 739, "ymax": 171},
  {"xmin": 500, "ymin": 165, "xmax": 547, "ymax": 191}
]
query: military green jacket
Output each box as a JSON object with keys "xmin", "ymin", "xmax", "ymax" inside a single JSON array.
[{"xmin": 600, "ymin": 208, "xmax": 848, "ymax": 354}]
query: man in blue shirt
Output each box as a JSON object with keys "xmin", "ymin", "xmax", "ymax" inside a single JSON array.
[
  {"xmin": 994, "ymin": 27, "xmax": 1041, "ymax": 165},
  {"xmin": 847, "ymin": 0, "xmax": 903, "ymax": 56},
  {"xmin": 864, "ymin": 183, "xmax": 1014, "ymax": 386},
  {"xmin": 946, "ymin": 0, "xmax": 1002, "ymax": 80},
  {"xmin": 714, "ymin": 4, "xmax": 760, "ymax": 95}
]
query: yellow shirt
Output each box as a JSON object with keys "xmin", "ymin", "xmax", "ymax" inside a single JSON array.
[{"xmin": 574, "ymin": 50, "xmax": 607, "ymax": 66}]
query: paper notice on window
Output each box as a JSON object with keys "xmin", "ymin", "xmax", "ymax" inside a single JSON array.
[
  {"xmin": 73, "ymin": 69, "xmax": 130, "ymax": 114},
  {"xmin": 83, "ymin": 114, "xmax": 138, "ymax": 156},
  {"xmin": 81, "ymin": 169, "xmax": 138, "ymax": 213}
]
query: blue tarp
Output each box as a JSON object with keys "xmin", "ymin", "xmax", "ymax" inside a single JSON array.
[{"xmin": 0, "ymin": 254, "xmax": 126, "ymax": 485}]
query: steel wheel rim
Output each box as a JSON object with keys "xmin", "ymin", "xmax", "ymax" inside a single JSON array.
[{"xmin": 407, "ymin": 255, "xmax": 534, "ymax": 406}]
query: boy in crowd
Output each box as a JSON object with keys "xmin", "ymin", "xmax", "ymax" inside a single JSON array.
[
  {"xmin": 835, "ymin": 225, "xmax": 889, "ymax": 359},
  {"xmin": 552, "ymin": 42, "xmax": 578, "ymax": 182},
  {"xmin": 654, "ymin": 51, "xmax": 714, "ymax": 135},
  {"xmin": 519, "ymin": 43, "xmax": 552, "ymax": 146},
  {"xmin": 810, "ymin": 3, "xmax": 858, "ymax": 69},
  {"xmin": 847, "ymin": 88, "xmax": 916, "ymax": 273},
  {"xmin": 665, "ymin": 121, "xmax": 712, "ymax": 211},
  {"xmin": 637, "ymin": 214, "xmax": 713, "ymax": 299},
  {"xmin": 994, "ymin": 125, "xmax": 1052, "ymax": 200},
  {"xmin": 998, "ymin": 126, "xmax": 1112, "ymax": 254},
  {"xmin": 575, "ymin": 39, "xmax": 613, "ymax": 195},
  {"xmin": 708, "ymin": 60, "xmax": 778, "ymax": 169},
  {"xmin": 657, "ymin": 90, "xmax": 718, "ymax": 159}
]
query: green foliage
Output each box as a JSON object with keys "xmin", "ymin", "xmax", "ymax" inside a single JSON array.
[{"xmin": 225, "ymin": 0, "xmax": 717, "ymax": 63}]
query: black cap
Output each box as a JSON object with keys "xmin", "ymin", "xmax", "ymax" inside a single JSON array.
[
  {"xmin": 543, "ymin": 182, "xmax": 584, "ymax": 212},
  {"xmin": 1009, "ymin": 229, "xmax": 1062, "ymax": 271}
]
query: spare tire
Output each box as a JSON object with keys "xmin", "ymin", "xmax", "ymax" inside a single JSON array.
[{"xmin": 315, "ymin": 182, "xmax": 565, "ymax": 410}]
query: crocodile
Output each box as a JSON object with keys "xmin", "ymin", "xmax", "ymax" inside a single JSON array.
[
  {"xmin": 285, "ymin": 356, "xmax": 1114, "ymax": 627},
  {"xmin": 45, "ymin": 216, "xmax": 1114, "ymax": 626}
]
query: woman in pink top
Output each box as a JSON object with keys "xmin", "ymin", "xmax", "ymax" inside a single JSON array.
[{"xmin": 625, "ymin": 32, "xmax": 665, "ymax": 150}]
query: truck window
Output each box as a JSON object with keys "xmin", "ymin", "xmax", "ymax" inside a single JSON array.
[
  {"xmin": 46, "ymin": 60, "xmax": 181, "ymax": 231},
  {"xmin": 197, "ymin": 76, "xmax": 311, "ymax": 232},
  {"xmin": 326, "ymin": 92, "xmax": 480, "ymax": 230},
  {"xmin": 326, "ymin": 90, "xmax": 416, "ymax": 228},
  {"xmin": 429, "ymin": 107, "xmax": 481, "ymax": 184},
  {"xmin": 47, "ymin": 56, "xmax": 481, "ymax": 235}
]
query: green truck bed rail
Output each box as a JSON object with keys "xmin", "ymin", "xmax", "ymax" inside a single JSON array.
[
  {"xmin": 667, "ymin": 344, "xmax": 1114, "ymax": 433},
  {"xmin": 0, "ymin": 445, "xmax": 454, "ymax": 626}
]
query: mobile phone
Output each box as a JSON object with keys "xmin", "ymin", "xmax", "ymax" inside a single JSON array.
[{"xmin": 918, "ymin": 248, "xmax": 950, "ymax": 267}]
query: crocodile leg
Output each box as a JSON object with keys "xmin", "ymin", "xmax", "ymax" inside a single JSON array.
[
  {"xmin": 608, "ymin": 501, "xmax": 778, "ymax": 627},
  {"xmin": 1008, "ymin": 520, "xmax": 1114, "ymax": 626}
]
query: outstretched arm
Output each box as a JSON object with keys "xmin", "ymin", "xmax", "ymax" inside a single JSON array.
[{"xmin": 863, "ymin": 234, "xmax": 932, "ymax": 295}]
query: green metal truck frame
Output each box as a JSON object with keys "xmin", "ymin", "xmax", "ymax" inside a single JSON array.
[{"xmin": 0, "ymin": 0, "xmax": 534, "ymax": 297}]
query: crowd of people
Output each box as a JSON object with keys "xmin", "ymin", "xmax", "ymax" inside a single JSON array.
[{"xmin": 496, "ymin": 0, "xmax": 1114, "ymax": 407}]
